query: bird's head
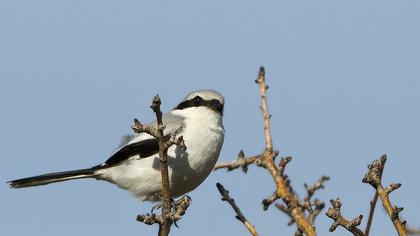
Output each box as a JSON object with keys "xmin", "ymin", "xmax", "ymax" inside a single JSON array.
[{"xmin": 174, "ymin": 89, "xmax": 224, "ymax": 115}]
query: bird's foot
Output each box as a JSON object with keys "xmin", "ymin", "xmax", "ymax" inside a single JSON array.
[{"xmin": 150, "ymin": 198, "xmax": 177, "ymax": 214}]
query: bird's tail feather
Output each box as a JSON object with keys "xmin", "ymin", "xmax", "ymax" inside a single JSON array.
[{"xmin": 8, "ymin": 168, "xmax": 99, "ymax": 188}]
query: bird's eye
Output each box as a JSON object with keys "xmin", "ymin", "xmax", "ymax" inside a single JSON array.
[{"xmin": 194, "ymin": 96, "xmax": 202, "ymax": 103}]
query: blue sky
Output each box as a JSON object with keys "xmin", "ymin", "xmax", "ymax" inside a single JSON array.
[{"xmin": 1, "ymin": 1, "xmax": 419, "ymax": 235}]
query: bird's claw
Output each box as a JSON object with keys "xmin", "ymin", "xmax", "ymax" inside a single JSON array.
[{"xmin": 150, "ymin": 198, "xmax": 176, "ymax": 214}]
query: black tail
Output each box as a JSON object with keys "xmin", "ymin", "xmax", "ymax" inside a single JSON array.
[{"xmin": 8, "ymin": 168, "xmax": 99, "ymax": 188}]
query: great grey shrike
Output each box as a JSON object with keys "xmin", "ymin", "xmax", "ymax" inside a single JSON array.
[{"xmin": 8, "ymin": 89, "xmax": 225, "ymax": 201}]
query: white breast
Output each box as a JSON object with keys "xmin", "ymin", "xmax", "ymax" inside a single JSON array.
[{"xmin": 98, "ymin": 107, "xmax": 224, "ymax": 201}]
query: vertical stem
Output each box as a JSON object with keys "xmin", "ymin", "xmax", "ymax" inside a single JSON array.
[
  {"xmin": 152, "ymin": 96, "xmax": 172, "ymax": 236},
  {"xmin": 365, "ymin": 155, "xmax": 387, "ymax": 236},
  {"xmin": 364, "ymin": 192, "xmax": 379, "ymax": 236},
  {"xmin": 256, "ymin": 67, "xmax": 273, "ymax": 153},
  {"xmin": 255, "ymin": 67, "xmax": 316, "ymax": 236},
  {"xmin": 377, "ymin": 185, "xmax": 407, "ymax": 236},
  {"xmin": 158, "ymin": 147, "xmax": 171, "ymax": 236}
]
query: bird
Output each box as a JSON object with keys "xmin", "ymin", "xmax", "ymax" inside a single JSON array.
[{"xmin": 8, "ymin": 89, "xmax": 225, "ymax": 202}]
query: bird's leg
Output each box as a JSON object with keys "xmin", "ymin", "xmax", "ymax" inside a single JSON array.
[
  {"xmin": 150, "ymin": 202, "xmax": 163, "ymax": 214},
  {"xmin": 151, "ymin": 198, "xmax": 176, "ymax": 214},
  {"xmin": 149, "ymin": 196, "xmax": 191, "ymax": 227}
]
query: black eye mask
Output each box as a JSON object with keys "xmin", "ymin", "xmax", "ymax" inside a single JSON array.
[{"xmin": 174, "ymin": 96, "xmax": 224, "ymax": 115}]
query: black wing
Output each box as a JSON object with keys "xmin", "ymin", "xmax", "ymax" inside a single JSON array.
[{"xmin": 102, "ymin": 138, "xmax": 160, "ymax": 167}]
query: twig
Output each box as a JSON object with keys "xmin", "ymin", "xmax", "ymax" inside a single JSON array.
[
  {"xmin": 364, "ymin": 155, "xmax": 386, "ymax": 236},
  {"xmin": 132, "ymin": 95, "xmax": 188, "ymax": 236},
  {"xmin": 216, "ymin": 183, "xmax": 259, "ymax": 236},
  {"xmin": 275, "ymin": 176, "xmax": 328, "ymax": 227},
  {"xmin": 302, "ymin": 176, "xmax": 329, "ymax": 214},
  {"xmin": 326, "ymin": 198, "xmax": 365, "ymax": 236},
  {"xmin": 275, "ymin": 203, "xmax": 295, "ymax": 225},
  {"xmin": 136, "ymin": 196, "xmax": 191, "ymax": 225},
  {"xmin": 254, "ymin": 67, "xmax": 316, "ymax": 236},
  {"xmin": 407, "ymin": 226, "xmax": 420, "ymax": 235},
  {"xmin": 214, "ymin": 67, "xmax": 317, "ymax": 236},
  {"xmin": 303, "ymin": 176, "xmax": 329, "ymax": 204},
  {"xmin": 362, "ymin": 155, "xmax": 407, "ymax": 236},
  {"xmin": 308, "ymin": 199, "xmax": 325, "ymax": 225},
  {"xmin": 256, "ymin": 67, "xmax": 273, "ymax": 153},
  {"xmin": 213, "ymin": 150, "xmax": 260, "ymax": 173}
]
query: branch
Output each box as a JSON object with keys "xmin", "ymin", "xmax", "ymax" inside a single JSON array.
[
  {"xmin": 407, "ymin": 226, "xmax": 420, "ymax": 235},
  {"xmin": 275, "ymin": 203, "xmax": 295, "ymax": 225},
  {"xmin": 254, "ymin": 67, "xmax": 316, "ymax": 236},
  {"xmin": 275, "ymin": 176, "xmax": 327, "ymax": 228},
  {"xmin": 136, "ymin": 196, "xmax": 191, "ymax": 225},
  {"xmin": 302, "ymin": 176, "xmax": 329, "ymax": 214},
  {"xmin": 216, "ymin": 183, "xmax": 259, "ymax": 236},
  {"xmin": 364, "ymin": 155, "xmax": 386, "ymax": 236},
  {"xmin": 308, "ymin": 199, "xmax": 325, "ymax": 225},
  {"xmin": 362, "ymin": 155, "xmax": 407, "ymax": 236},
  {"xmin": 256, "ymin": 66, "xmax": 273, "ymax": 153},
  {"xmin": 326, "ymin": 198, "xmax": 365, "ymax": 236},
  {"xmin": 214, "ymin": 67, "xmax": 318, "ymax": 236},
  {"xmin": 132, "ymin": 95, "xmax": 189, "ymax": 236},
  {"xmin": 213, "ymin": 150, "xmax": 260, "ymax": 173}
]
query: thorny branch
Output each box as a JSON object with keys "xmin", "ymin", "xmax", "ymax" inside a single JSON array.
[
  {"xmin": 132, "ymin": 95, "xmax": 189, "ymax": 236},
  {"xmin": 216, "ymin": 183, "xmax": 259, "ymax": 236},
  {"xmin": 362, "ymin": 155, "xmax": 407, "ymax": 236},
  {"xmin": 214, "ymin": 67, "xmax": 325, "ymax": 236}
]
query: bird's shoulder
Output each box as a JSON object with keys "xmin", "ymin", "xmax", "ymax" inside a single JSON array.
[{"xmin": 97, "ymin": 112, "xmax": 186, "ymax": 168}]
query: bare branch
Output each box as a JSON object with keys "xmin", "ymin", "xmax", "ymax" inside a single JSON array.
[
  {"xmin": 255, "ymin": 66, "xmax": 273, "ymax": 153},
  {"xmin": 132, "ymin": 95, "xmax": 189, "ymax": 236},
  {"xmin": 364, "ymin": 155, "xmax": 386, "ymax": 236},
  {"xmin": 362, "ymin": 155, "xmax": 407, "ymax": 236},
  {"xmin": 275, "ymin": 203, "xmax": 295, "ymax": 225},
  {"xmin": 214, "ymin": 67, "xmax": 318, "ymax": 236},
  {"xmin": 300, "ymin": 176, "xmax": 329, "ymax": 216},
  {"xmin": 254, "ymin": 67, "xmax": 316, "ymax": 236},
  {"xmin": 216, "ymin": 183, "xmax": 259, "ymax": 236},
  {"xmin": 137, "ymin": 196, "xmax": 191, "ymax": 227},
  {"xmin": 407, "ymin": 226, "xmax": 420, "ymax": 235},
  {"xmin": 214, "ymin": 151, "xmax": 260, "ymax": 173},
  {"xmin": 326, "ymin": 198, "xmax": 365, "ymax": 236},
  {"xmin": 308, "ymin": 199, "xmax": 325, "ymax": 225}
]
